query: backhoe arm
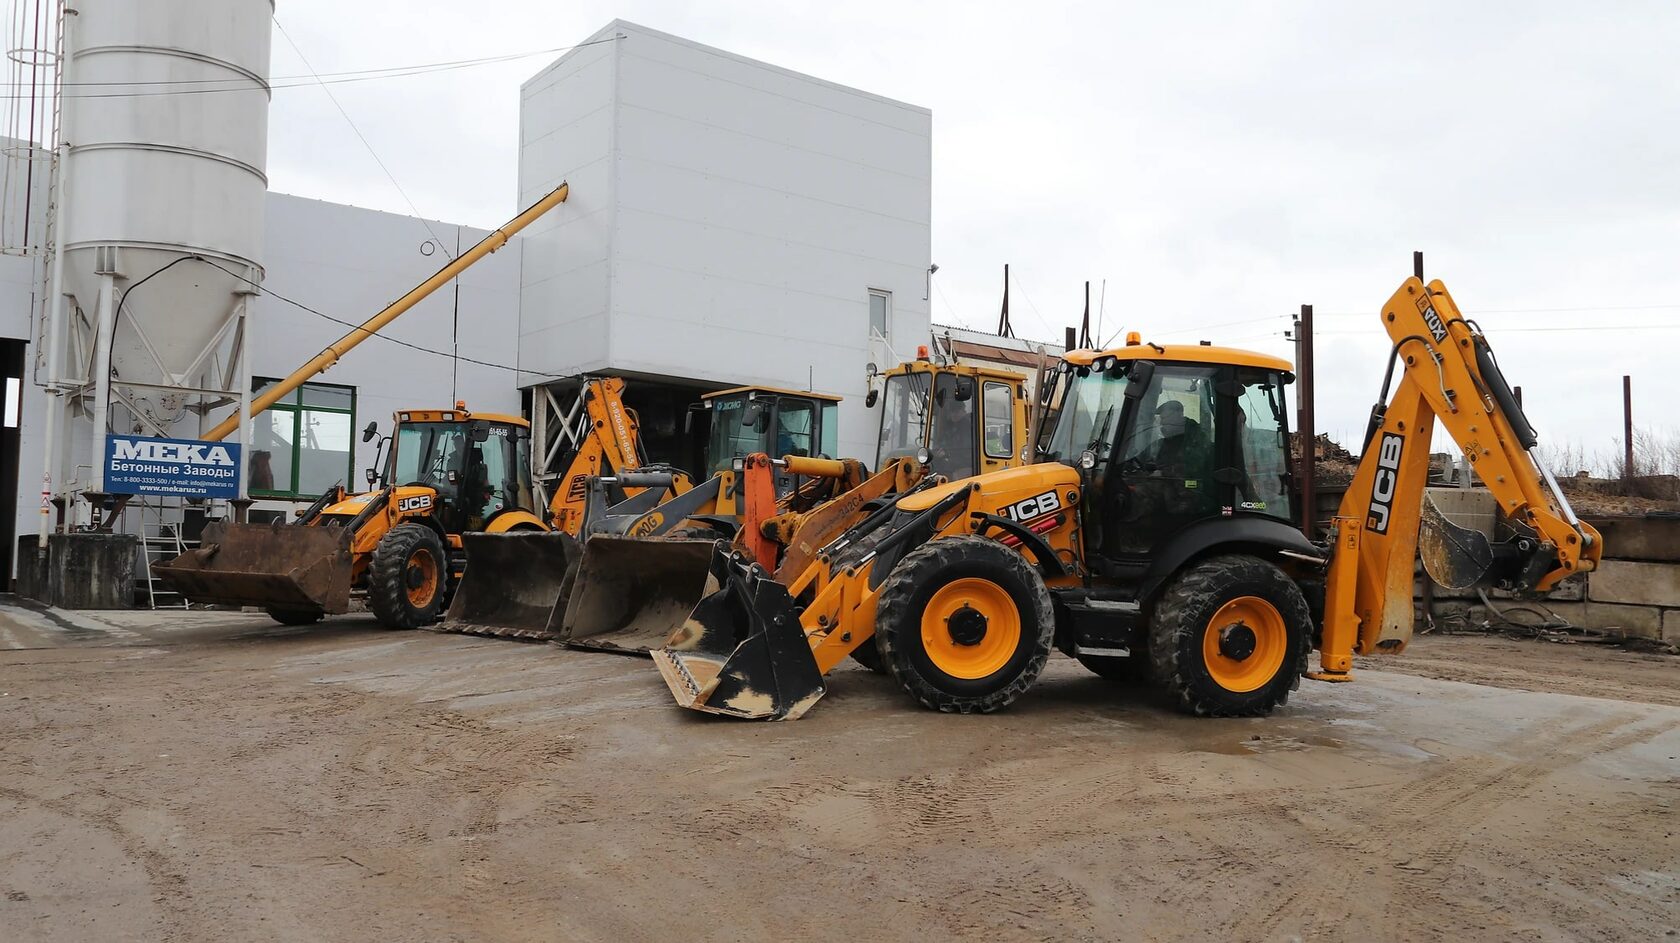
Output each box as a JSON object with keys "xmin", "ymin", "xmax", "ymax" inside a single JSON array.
[
  {"xmin": 548, "ymin": 377, "xmax": 687, "ymax": 533},
  {"xmin": 1314, "ymin": 277, "xmax": 1602, "ymax": 680}
]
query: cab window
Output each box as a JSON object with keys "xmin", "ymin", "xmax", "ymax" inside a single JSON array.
[
  {"xmin": 1234, "ymin": 370, "xmax": 1293, "ymax": 522},
  {"xmin": 775, "ymin": 398, "xmax": 815, "ymax": 457},
  {"xmin": 982, "ymin": 382, "xmax": 1014, "ymax": 459}
]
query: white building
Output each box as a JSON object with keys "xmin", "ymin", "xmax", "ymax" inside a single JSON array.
[
  {"xmin": 516, "ymin": 22, "xmax": 932, "ymax": 468},
  {"xmin": 1, "ymin": 20, "xmax": 933, "ymax": 589}
]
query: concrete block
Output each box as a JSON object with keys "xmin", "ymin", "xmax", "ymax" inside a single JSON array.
[
  {"xmin": 1582, "ymin": 516, "xmax": 1680, "ymax": 564},
  {"xmin": 1583, "ymin": 601, "xmax": 1662, "ymax": 640},
  {"xmin": 36, "ymin": 533, "xmax": 139, "ymax": 610},
  {"xmin": 1587, "ymin": 560, "xmax": 1680, "ymax": 607},
  {"xmin": 1663, "ymin": 610, "xmax": 1680, "ymax": 645}
]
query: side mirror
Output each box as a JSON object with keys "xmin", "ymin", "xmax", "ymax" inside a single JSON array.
[
  {"xmin": 954, "ymin": 379, "xmax": 974, "ymax": 402},
  {"xmin": 365, "ymin": 468, "xmax": 378, "ymax": 485},
  {"xmin": 741, "ymin": 402, "xmax": 766, "ymax": 430},
  {"xmin": 1123, "ymin": 360, "xmax": 1156, "ymax": 400},
  {"xmin": 469, "ymin": 425, "xmax": 490, "ymax": 442},
  {"xmin": 361, "ymin": 421, "xmax": 378, "ymax": 443},
  {"xmin": 865, "ymin": 389, "xmax": 879, "ymax": 408},
  {"xmin": 684, "ymin": 405, "xmax": 698, "ymax": 435}
]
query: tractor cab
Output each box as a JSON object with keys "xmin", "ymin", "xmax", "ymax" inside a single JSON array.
[
  {"xmin": 372, "ymin": 406, "xmax": 537, "ymax": 535},
  {"xmin": 872, "ymin": 360, "xmax": 1030, "ymax": 480},
  {"xmin": 695, "ymin": 386, "xmax": 840, "ymax": 490},
  {"xmin": 1039, "ymin": 340, "xmax": 1297, "ymax": 577}
]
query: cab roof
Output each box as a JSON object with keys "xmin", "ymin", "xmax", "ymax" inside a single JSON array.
[
  {"xmin": 884, "ymin": 360, "xmax": 1027, "ymax": 382},
  {"xmin": 398, "ymin": 408, "xmax": 529, "ymax": 428},
  {"xmin": 1063, "ymin": 341, "xmax": 1293, "ymax": 373},
  {"xmin": 702, "ymin": 385, "xmax": 842, "ymax": 403}
]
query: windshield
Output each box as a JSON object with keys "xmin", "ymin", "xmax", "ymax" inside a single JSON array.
[
  {"xmin": 877, "ymin": 372, "xmax": 932, "ymax": 463},
  {"xmin": 391, "ymin": 421, "xmax": 468, "ymax": 497},
  {"xmin": 1043, "ymin": 365, "xmax": 1128, "ymax": 467},
  {"xmin": 705, "ymin": 395, "xmax": 765, "ymax": 476}
]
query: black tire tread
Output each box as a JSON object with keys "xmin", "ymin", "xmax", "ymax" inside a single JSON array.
[
  {"xmin": 368, "ymin": 523, "xmax": 448, "ymax": 629},
  {"xmin": 875, "ymin": 535, "xmax": 1055, "ymax": 714},
  {"xmin": 1148, "ymin": 554, "xmax": 1310, "ymax": 717}
]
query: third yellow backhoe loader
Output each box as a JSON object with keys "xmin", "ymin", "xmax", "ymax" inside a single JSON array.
[{"xmin": 653, "ymin": 269, "xmax": 1602, "ymax": 719}]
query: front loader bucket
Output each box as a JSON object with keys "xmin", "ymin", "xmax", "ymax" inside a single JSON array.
[
  {"xmin": 560, "ymin": 537, "xmax": 719, "ymax": 654},
  {"xmin": 438, "ymin": 531, "xmax": 582, "ymax": 640},
  {"xmin": 651, "ymin": 546, "xmax": 825, "ymax": 720},
  {"xmin": 1418, "ymin": 493, "xmax": 1495, "ymax": 590},
  {"xmin": 151, "ymin": 520, "xmax": 353, "ymax": 615}
]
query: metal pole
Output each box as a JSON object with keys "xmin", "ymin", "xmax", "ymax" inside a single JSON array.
[
  {"xmin": 236, "ymin": 296, "xmax": 253, "ymax": 500},
  {"xmin": 203, "ymin": 180, "xmax": 569, "ymax": 441},
  {"xmin": 36, "ymin": 6, "xmax": 74, "ymax": 548},
  {"xmin": 89, "ymin": 273, "xmax": 116, "ymax": 492},
  {"xmin": 1298, "ymin": 303, "xmax": 1316, "ymax": 539},
  {"xmin": 1623, "ymin": 375, "xmax": 1633, "ymax": 480}
]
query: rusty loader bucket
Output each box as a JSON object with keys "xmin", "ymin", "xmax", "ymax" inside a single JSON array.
[
  {"xmin": 151, "ymin": 520, "xmax": 354, "ymax": 616},
  {"xmin": 438, "ymin": 531, "xmax": 583, "ymax": 640},
  {"xmin": 650, "ymin": 546, "xmax": 825, "ymax": 720},
  {"xmin": 559, "ymin": 536, "xmax": 721, "ymax": 654}
]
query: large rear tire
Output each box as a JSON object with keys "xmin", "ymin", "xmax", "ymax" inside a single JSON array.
[
  {"xmin": 1148, "ymin": 555, "xmax": 1310, "ymax": 717},
  {"xmin": 369, "ymin": 523, "xmax": 449, "ymax": 629},
  {"xmin": 874, "ymin": 536, "xmax": 1054, "ymax": 714}
]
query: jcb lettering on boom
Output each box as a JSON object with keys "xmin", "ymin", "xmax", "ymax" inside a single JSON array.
[
  {"xmin": 1002, "ymin": 490, "xmax": 1061, "ymax": 523},
  {"xmin": 1366, "ymin": 433, "xmax": 1404, "ymax": 534}
]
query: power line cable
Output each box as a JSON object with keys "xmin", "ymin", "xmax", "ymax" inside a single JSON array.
[
  {"xmin": 272, "ymin": 15, "xmax": 458, "ymax": 260},
  {"xmin": 191, "ymin": 255, "xmax": 570, "ymax": 383}
]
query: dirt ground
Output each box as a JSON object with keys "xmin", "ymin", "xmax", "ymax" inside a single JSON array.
[{"xmin": 0, "ymin": 601, "xmax": 1675, "ymax": 943}]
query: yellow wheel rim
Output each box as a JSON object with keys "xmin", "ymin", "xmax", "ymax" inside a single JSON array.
[
  {"xmin": 1200, "ymin": 595, "xmax": 1287, "ymax": 693},
  {"xmin": 920, "ymin": 577, "xmax": 1022, "ymax": 680},
  {"xmin": 405, "ymin": 547, "xmax": 440, "ymax": 609}
]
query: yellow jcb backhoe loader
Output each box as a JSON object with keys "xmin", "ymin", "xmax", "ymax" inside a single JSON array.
[
  {"xmin": 440, "ymin": 385, "xmax": 844, "ymax": 640},
  {"xmin": 541, "ymin": 360, "xmax": 1038, "ymax": 653},
  {"xmin": 155, "ymin": 404, "xmax": 552, "ymax": 628},
  {"xmin": 652, "ymin": 271, "xmax": 1602, "ymax": 719}
]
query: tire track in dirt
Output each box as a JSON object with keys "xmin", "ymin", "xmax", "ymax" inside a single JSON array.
[{"xmin": 1232, "ymin": 711, "xmax": 1673, "ymax": 941}]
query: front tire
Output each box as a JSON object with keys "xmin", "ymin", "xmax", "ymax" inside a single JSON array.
[
  {"xmin": 874, "ymin": 536, "xmax": 1054, "ymax": 714},
  {"xmin": 1148, "ymin": 555, "xmax": 1310, "ymax": 717},
  {"xmin": 368, "ymin": 523, "xmax": 449, "ymax": 629}
]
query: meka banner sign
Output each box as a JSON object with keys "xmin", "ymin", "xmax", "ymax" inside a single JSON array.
[{"xmin": 104, "ymin": 435, "xmax": 242, "ymax": 499}]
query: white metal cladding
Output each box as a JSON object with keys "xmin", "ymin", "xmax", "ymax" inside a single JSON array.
[
  {"xmin": 62, "ymin": 0, "xmax": 270, "ymax": 397},
  {"xmin": 518, "ymin": 21, "xmax": 933, "ymax": 463}
]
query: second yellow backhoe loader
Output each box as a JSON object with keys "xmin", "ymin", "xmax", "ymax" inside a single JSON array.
[
  {"xmin": 556, "ymin": 359, "xmax": 1038, "ymax": 651},
  {"xmin": 653, "ymin": 269, "xmax": 1602, "ymax": 719},
  {"xmin": 439, "ymin": 385, "xmax": 844, "ymax": 640}
]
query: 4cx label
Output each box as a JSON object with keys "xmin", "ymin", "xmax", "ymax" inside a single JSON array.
[{"xmin": 1001, "ymin": 489, "xmax": 1061, "ymax": 523}]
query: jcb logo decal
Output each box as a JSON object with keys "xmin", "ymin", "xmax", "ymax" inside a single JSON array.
[
  {"xmin": 566, "ymin": 476, "xmax": 588, "ymax": 501},
  {"xmin": 1367, "ymin": 433, "xmax": 1403, "ymax": 534},
  {"xmin": 1001, "ymin": 490, "xmax": 1061, "ymax": 523},
  {"xmin": 628, "ymin": 513, "xmax": 664, "ymax": 538},
  {"xmin": 397, "ymin": 494, "xmax": 434, "ymax": 513}
]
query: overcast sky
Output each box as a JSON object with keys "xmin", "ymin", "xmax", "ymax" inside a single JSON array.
[{"xmin": 265, "ymin": 1, "xmax": 1680, "ymax": 467}]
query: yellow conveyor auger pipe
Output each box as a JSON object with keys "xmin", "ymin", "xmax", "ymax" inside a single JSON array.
[{"xmin": 204, "ymin": 181, "xmax": 569, "ymax": 442}]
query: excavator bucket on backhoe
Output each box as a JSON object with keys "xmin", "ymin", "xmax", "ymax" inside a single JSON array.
[
  {"xmin": 559, "ymin": 537, "xmax": 723, "ymax": 653},
  {"xmin": 438, "ymin": 531, "xmax": 583, "ymax": 640},
  {"xmin": 650, "ymin": 546, "xmax": 825, "ymax": 720},
  {"xmin": 151, "ymin": 519, "xmax": 354, "ymax": 615}
]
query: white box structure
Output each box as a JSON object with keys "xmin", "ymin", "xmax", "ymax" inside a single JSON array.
[{"xmin": 517, "ymin": 21, "xmax": 933, "ymax": 463}]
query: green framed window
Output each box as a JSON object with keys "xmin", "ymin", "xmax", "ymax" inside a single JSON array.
[{"xmin": 249, "ymin": 379, "xmax": 357, "ymax": 499}]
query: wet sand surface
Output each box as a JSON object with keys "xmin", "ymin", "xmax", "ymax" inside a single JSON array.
[{"xmin": 1, "ymin": 601, "xmax": 1675, "ymax": 942}]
